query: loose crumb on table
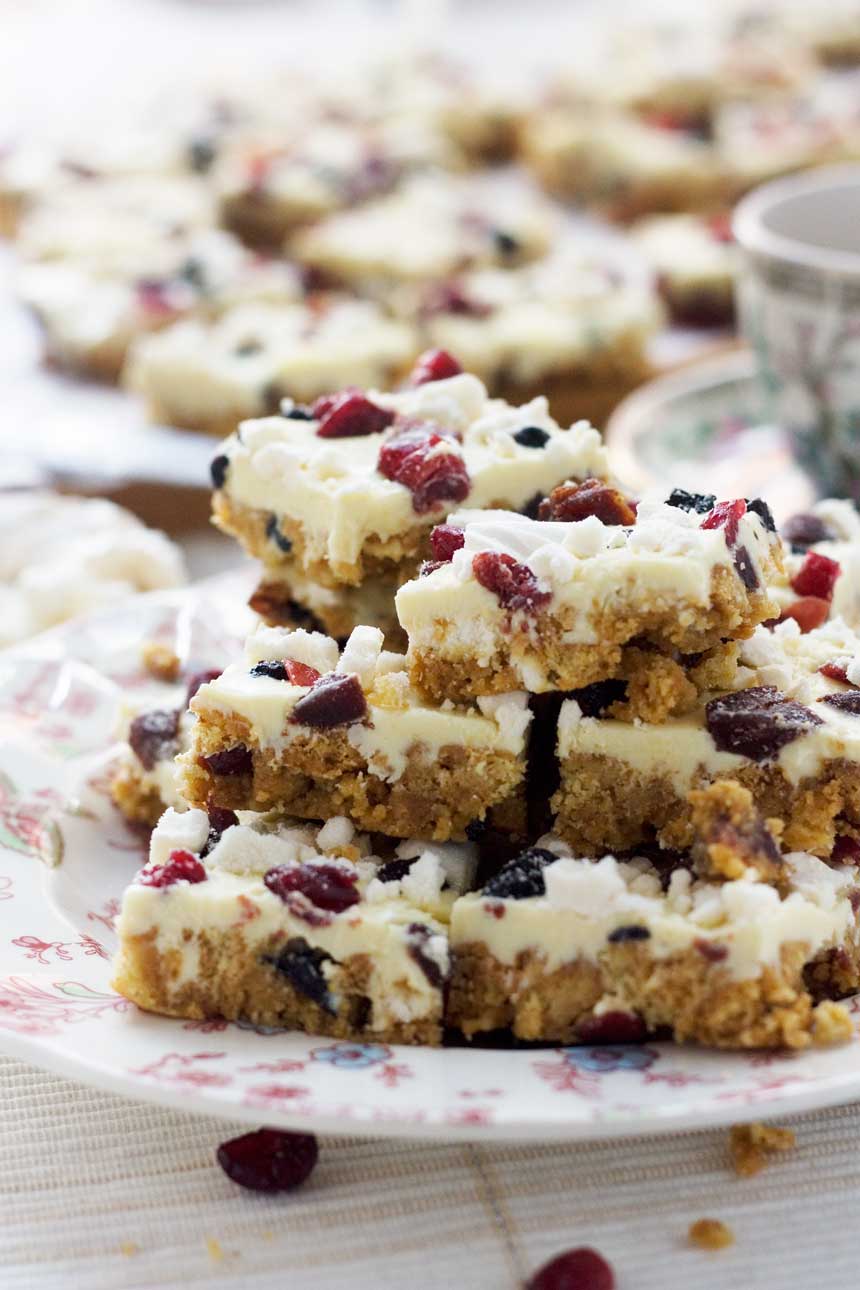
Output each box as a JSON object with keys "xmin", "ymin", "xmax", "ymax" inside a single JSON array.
[
  {"xmin": 729, "ymin": 1122, "xmax": 797, "ymax": 1178},
  {"xmin": 689, "ymin": 1218, "xmax": 734, "ymax": 1250}
]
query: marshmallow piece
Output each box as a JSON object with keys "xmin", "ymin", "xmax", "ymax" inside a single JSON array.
[
  {"xmin": 337, "ymin": 625, "xmax": 384, "ymax": 687},
  {"xmin": 477, "ymin": 691, "xmax": 532, "ymax": 751},
  {"xmin": 317, "ymin": 816, "xmax": 355, "ymax": 852},
  {"xmin": 148, "ymin": 807, "xmax": 210, "ymax": 867}
]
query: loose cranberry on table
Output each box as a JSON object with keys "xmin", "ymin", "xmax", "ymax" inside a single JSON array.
[
  {"xmin": 526, "ymin": 1246, "xmax": 615, "ymax": 1290},
  {"xmin": 217, "ymin": 1128, "xmax": 318, "ymax": 1193},
  {"xmin": 313, "ymin": 391, "xmax": 395, "ymax": 439},
  {"xmin": 408, "ymin": 348, "xmax": 463, "ymax": 386}
]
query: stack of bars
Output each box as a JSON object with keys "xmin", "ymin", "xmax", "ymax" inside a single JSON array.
[{"xmin": 111, "ymin": 360, "xmax": 860, "ymax": 1051}]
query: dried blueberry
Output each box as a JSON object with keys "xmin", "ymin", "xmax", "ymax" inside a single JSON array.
[
  {"xmin": 265, "ymin": 514, "xmax": 293, "ymax": 553},
  {"xmin": 291, "ymin": 672, "xmax": 367, "ymax": 728},
  {"xmin": 283, "ymin": 405, "xmax": 314, "ymax": 420},
  {"xmin": 782, "ymin": 511, "xmax": 831, "ymax": 551},
  {"xmin": 747, "ymin": 497, "xmax": 776, "ymax": 532},
  {"xmin": 188, "ymin": 136, "xmax": 217, "ymax": 174},
  {"xmin": 705, "ymin": 686, "xmax": 823, "ymax": 761},
  {"xmin": 607, "ymin": 924, "xmax": 651, "ymax": 943},
  {"xmin": 520, "ymin": 492, "xmax": 544, "ymax": 519},
  {"xmin": 513, "ymin": 426, "xmax": 550, "ymax": 449},
  {"xmin": 733, "ymin": 544, "xmax": 759, "ymax": 590},
  {"xmin": 493, "ymin": 229, "xmax": 520, "ymax": 256},
  {"xmin": 129, "ymin": 708, "xmax": 181, "ymax": 771},
  {"xmin": 465, "ymin": 818, "xmax": 487, "ymax": 841},
  {"xmin": 265, "ymin": 937, "xmax": 336, "ymax": 1012},
  {"xmin": 235, "ymin": 338, "xmax": 262, "ymax": 357},
  {"xmin": 820, "ymin": 692, "xmax": 860, "ymax": 716},
  {"xmin": 376, "ymin": 858, "xmax": 415, "ymax": 883},
  {"xmin": 250, "ymin": 659, "xmax": 288, "ymax": 680},
  {"xmin": 482, "ymin": 847, "xmax": 556, "ymax": 900},
  {"xmin": 566, "ymin": 679, "xmax": 627, "ymax": 717},
  {"xmin": 210, "ymin": 453, "xmax": 229, "ymax": 490},
  {"xmin": 177, "ymin": 257, "xmax": 207, "ymax": 292},
  {"xmin": 666, "ymin": 488, "xmax": 716, "ymax": 514},
  {"xmin": 201, "ymin": 807, "xmax": 239, "ymax": 857}
]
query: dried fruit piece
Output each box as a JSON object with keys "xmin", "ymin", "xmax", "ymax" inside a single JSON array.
[
  {"xmin": 833, "ymin": 836, "xmax": 860, "ymax": 863},
  {"xmin": 139, "ymin": 849, "xmax": 207, "ymax": 888},
  {"xmin": 539, "ymin": 478, "xmax": 636, "ymax": 525},
  {"xmin": 483, "ymin": 847, "xmax": 556, "ymax": 899},
  {"xmin": 566, "ymin": 679, "xmax": 628, "ymax": 717},
  {"xmin": 291, "ymin": 672, "xmax": 367, "ymax": 727},
  {"xmin": 264, "ymin": 862, "xmax": 360, "ymax": 912},
  {"xmin": 408, "ymin": 348, "xmax": 462, "ymax": 385},
  {"xmin": 526, "ymin": 1247, "xmax": 615, "ymax": 1290},
  {"xmin": 378, "ymin": 422, "xmax": 470, "ymax": 514},
  {"xmin": 429, "ymin": 523, "xmax": 465, "ymax": 562},
  {"xmin": 701, "ymin": 498, "xmax": 746, "ymax": 545},
  {"xmin": 129, "ymin": 709, "xmax": 181, "ymax": 771},
  {"xmin": 250, "ymin": 659, "xmax": 321, "ymax": 686},
  {"xmin": 472, "ymin": 551, "xmax": 551, "ymax": 613},
  {"xmin": 265, "ymin": 514, "xmax": 293, "ymax": 553},
  {"xmin": 210, "ymin": 454, "xmax": 229, "ymax": 490},
  {"xmin": 407, "ymin": 922, "xmax": 445, "ymax": 986},
  {"xmin": 782, "ymin": 511, "xmax": 831, "ymax": 551},
  {"xmin": 667, "ymin": 488, "xmax": 716, "ymax": 514},
  {"xmin": 778, "ymin": 596, "xmax": 830, "ymax": 633},
  {"xmin": 314, "ymin": 391, "xmax": 395, "ymax": 439},
  {"xmin": 202, "ymin": 745, "xmax": 253, "ymax": 776},
  {"xmin": 266, "ymin": 937, "xmax": 335, "ymax": 1012},
  {"xmin": 186, "ymin": 669, "xmax": 221, "ymax": 705},
  {"xmin": 791, "ymin": 551, "xmax": 841, "ymax": 601},
  {"xmin": 820, "ymin": 661, "xmax": 850, "ymax": 683},
  {"xmin": 376, "ymin": 858, "xmax": 415, "ymax": 883},
  {"xmin": 705, "ymin": 686, "xmax": 822, "ymax": 761},
  {"xmin": 607, "ymin": 924, "xmax": 650, "ymax": 943},
  {"xmin": 733, "ymin": 545, "xmax": 758, "ymax": 590},
  {"xmin": 577, "ymin": 1011, "xmax": 647, "ymax": 1044},
  {"xmin": 747, "ymin": 497, "xmax": 776, "ymax": 532},
  {"xmin": 820, "ymin": 691, "xmax": 860, "ymax": 715},
  {"xmin": 201, "ymin": 807, "xmax": 239, "ymax": 857},
  {"xmin": 216, "ymin": 1128, "xmax": 318, "ymax": 1192},
  {"xmin": 513, "ymin": 425, "xmax": 550, "ymax": 449}
]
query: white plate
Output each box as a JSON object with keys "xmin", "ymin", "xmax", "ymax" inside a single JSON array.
[{"xmin": 3, "ymin": 579, "xmax": 860, "ymax": 1142}]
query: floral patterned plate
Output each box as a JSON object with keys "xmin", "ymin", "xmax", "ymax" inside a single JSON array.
[
  {"xmin": 3, "ymin": 578, "xmax": 860, "ymax": 1142},
  {"xmin": 608, "ymin": 348, "xmax": 816, "ymax": 523}
]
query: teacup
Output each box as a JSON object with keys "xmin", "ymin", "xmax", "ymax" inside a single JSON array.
[{"xmin": 734, "ymin": 164, "xmax": 860, "ymax": 499}]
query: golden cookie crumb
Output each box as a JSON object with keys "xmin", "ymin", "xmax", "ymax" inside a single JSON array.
[
  {"xmin": 689, "ymin": 1218, "xmax": 734, "ymax": 1250},
  {"xmin": 119, "ymin": 1241, "xmax": 140, "ymax": 1257},
  {"xmin": 206, "ymin": 1237, "xmax": 225, "ymax": 1263},
  {"xmin": 141, "ymin": 640, "xmax": 181, "ymax": 682},
  {"xmin": 729, "ymin": 1122, "xmax": 796, "ymax": 1177},
  {"xmin": 813, "ymin": 999, "xmax": 853, "ymax": 1046}
]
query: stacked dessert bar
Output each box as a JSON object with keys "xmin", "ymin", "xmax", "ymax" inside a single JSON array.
[{"xmin": 111, "ymin": 360, "xmax": 860, "ymax": 1051}]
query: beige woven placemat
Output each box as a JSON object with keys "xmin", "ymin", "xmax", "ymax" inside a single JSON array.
[{"xmin": 3, "ymin": 1055, "xmax": 860, "ymax": 1289}]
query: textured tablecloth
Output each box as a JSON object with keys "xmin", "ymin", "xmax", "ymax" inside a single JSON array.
[{"xmin": 4, "ymin": 1054, "xmax": 860, "ymax": 1290}]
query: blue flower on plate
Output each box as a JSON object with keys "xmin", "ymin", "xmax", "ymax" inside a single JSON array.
[
  {"xmin": 563, "ymin": 1045, "xmax": 657, "ymax": 1073},
  {"xmin": 311, "ymin": 1041, "xmax": 391, "ymax": 1069}
]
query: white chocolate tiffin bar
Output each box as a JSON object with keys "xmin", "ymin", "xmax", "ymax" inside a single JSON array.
[{"xmin": 112, "ymin": 808, "xmax": 477, "ymax": 1044}]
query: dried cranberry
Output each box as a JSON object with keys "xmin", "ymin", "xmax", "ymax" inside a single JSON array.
[
  {"xmin": 707, "ymin": 211, "xmax": 733, "ymax": 243},
  {"xmin": 667, "ymin": 488, "xmax": 716, "ymax": 515},
  {"xmin": 139, "ymin": 849, "xmax": 207, "ymax": 888},
  {"xmin": 782, "ymin": 512, "xmax": 831, "ymax": 551},
  {"xmin": 577, "ymin": 1012, "xmax": 647, "ymax": 1045},
  {"xmin": 526, "ymin": 1248, "xmax": 614, "ymax": 1290},
  {"xmin": 538, "ymin": 478, "xmax": 636, "ymax": 525},
  {"xmin": 778, "ymin": 596, "xmax": 830, "ymax": 633},
  {"xmin": 291, "ymin": 672, "xmax": 367, "ymax": 727},
  {"xmin": 210, "ymin": 454, "xmax": 229, "ymax": 490},
  {"xmin": 483, "ymin": 847, "xmax": 556, "ymax": 900},
  {"xmin": 419, "ymin": 281, "xmax": 491, "ymax": 318},
  {"xmin": 265, "ymin": 938, "xmax": 335, "ymax": 1013},
  {"xmin": 264, "ymin": 862, "xmax": 360, "ymax": 912},
  {"xmin": 136, "ymin": 279, "xmax": 175, "ymax": 317},
  {"xmin": 513, "ymin": 426, "xmax": 551, "ymax": 449},
  {"xmin": 408, "ymin": 348, "xmax": 463, "ymax": 385},
  {"xmin": 472, "ymin": 551, "xmax": 551, "ymax": 613},
  {"xmin": 419, "ymin": 560, "xmax": 446, "ymax": 577},
  {"xmin": 430, "ymin": 523, "xmax": 465, "ymax": 562},
  {"xmin": 129, "ymin": 708, "xmax": 181, "ymax": 771},
  {"xmin": 833, "ymin": 836, "xmax": 860, "ymax": 864},
  {"xmin": 216, "ymin": 1128, "xmax": 318, "ymax": 1193},
  {"xmin": 566, "ymin": 679, "xmax": 627, "ymax": 717},
  {"xmin": 186, "ymin": 669, "xmax": 221, "ymax": 705},
  {"xmin": 701, "ymin": 498, "xmax": 746, "ymax": 546},
  {"xmin": 377, "ymin": 423, "xmax": 470, "ymax": 514},
  {"xmin": 705, "ymin": 685, "xmax": 822, "ymax": 761},
  {"xmin": 202, "ymin": 745, "xmax": 253, "ymax": 776},
  {"xmin": 791, "ymin": 551, "xmax": 841, "ymax": 601},
  {"xmin": 314, "ymin": 392, "xmax": 394, "ymax": 439},
  {"xmin": 695, "ymin": 939, "xmax": 729, "ymax": 962},
  {"xmin": 820, "ymin": 691, "xmax": 860, "ymax": 715},
  {"xmin": 820, "ymin": 661, "xmax": 850, "ymax": 683},
  {"xmin": 407, "ymin": 923, "xmax": 445, "ymax": 987}
]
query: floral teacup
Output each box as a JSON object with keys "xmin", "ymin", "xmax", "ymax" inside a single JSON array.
[{"xmin": 734, "ymin": 164, "xmax": 860, "ymax": 499}]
